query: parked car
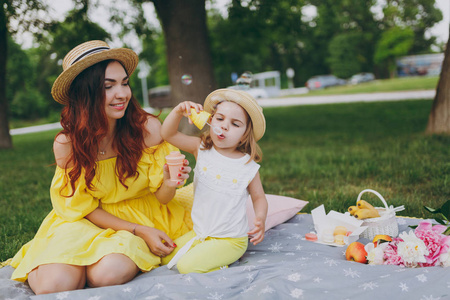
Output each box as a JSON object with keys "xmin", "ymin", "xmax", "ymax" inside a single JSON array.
[
  {"xmin": 305, "ymin": 75, "xmax": 347, "ymax": 90},
  {"xmin": 350, "ymin": 72, "xmax": 375, "ymax": 85}
]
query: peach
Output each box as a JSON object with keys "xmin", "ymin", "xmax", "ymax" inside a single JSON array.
[
  {"xmin": 372, "ymin": 234, "xmax": 392, "ymax": 247},
  {"xmin": 345, "ymin": 242, "xmax": 368, "ymax": 263}
]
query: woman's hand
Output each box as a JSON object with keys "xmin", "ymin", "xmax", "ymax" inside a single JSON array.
[
  {"xmin": 135, "ymin": 225, "xmax": 176, "ymax": 257},
  {"xmin": 248, "ymin": 217, "xmax": 265, "ymax": 245},
  {"xmin": 155, "ymin": 159, "xmax": 192, "ymax": 204},
  {"xmin": 163, "ymin": 159, "xmax": 191, "ymax": 187}
]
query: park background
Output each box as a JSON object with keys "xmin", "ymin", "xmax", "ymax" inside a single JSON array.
[{"xmin": 1, "ymin": 0, "xmax": 449, "ymax": 261}]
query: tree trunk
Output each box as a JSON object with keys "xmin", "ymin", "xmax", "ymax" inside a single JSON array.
[
  {"xmin": 153, "ymin": 0, "xmax": 216, "ymax": 133},
  {"xmin": 0, "ymin": 5, "xmax": 13, "ymax": 149},
  {"xmin": 426, "ymin": 27, "xmax": 450, "ymax": 134}
]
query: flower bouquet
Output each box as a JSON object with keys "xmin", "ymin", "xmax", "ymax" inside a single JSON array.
[
  {"xmin": 364, "ymin": 200, "xmax": 450, "ymax": 267},
  {"xmin": 365, "ymin": 220, "xmax": 450, "ymax": 267}
]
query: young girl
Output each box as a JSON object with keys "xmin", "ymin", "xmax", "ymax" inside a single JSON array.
[{"xmin": 160, "ymin": 88, "xmax": 268, "ymax": 273}]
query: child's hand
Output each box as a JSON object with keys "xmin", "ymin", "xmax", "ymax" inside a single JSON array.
[
  {"xmin": 248, "ymin": 218, "xmax": 265, "ymax": 245},
  {"xmin": 163, "ymin": 159, "xmax": 191, "ymax": 188},
  {"xmin": 175, "ymin": 101, "xmax": 204, "ymax": 124}
]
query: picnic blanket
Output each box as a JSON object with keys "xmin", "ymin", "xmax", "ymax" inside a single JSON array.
[{"xmin": 1, "ymin": 214, "xmax": 449, "ymax": 300}]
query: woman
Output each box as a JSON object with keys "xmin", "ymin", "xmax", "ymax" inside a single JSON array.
[{"xmin": 9, "ymin": 40, "xmax": 194, "ymax": 294}]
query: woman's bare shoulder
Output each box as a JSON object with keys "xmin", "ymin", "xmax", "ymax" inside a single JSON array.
[
  {"xmin": 144, "ymin": 115, "xmax": 163, "ymax": 147},
  {"xmin": 53, "ymin": 134, "xmax": 73, "ymax": 168}
]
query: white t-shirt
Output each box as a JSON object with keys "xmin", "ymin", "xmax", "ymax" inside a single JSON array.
[
  {"xmin": 192, "ymin": 146, "xmax": 260, "ymax": 239},
  {"xmin": 167, "ymin": 146, "xmax": 260, "ymax": 269}
]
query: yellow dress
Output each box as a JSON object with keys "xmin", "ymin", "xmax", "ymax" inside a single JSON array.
[{"xmin": 9, "ymin": 141, "xmax": 194, "ymax": 282}]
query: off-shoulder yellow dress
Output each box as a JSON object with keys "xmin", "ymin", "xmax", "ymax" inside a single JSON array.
[{"xmin": 9, "ymin": 142, "xmax": 194, "ymax": 282}]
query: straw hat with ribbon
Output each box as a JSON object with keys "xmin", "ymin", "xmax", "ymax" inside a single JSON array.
[
  {"xmin": 51, "ymin": 40, "xmax": 139, "ymax": 105},
  {"xmin": 204, "ymin": 88, "xmax": 266, "ymax": 141}
]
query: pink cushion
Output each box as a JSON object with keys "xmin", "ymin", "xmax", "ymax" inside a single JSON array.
[{"xmin": 247, "ymin": 194, "xmax": 308, "ymax": 232}]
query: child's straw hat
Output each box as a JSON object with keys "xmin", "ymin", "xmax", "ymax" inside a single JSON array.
[
  {"xmin": 51, "ymin": 40, "xmax": 139, "ymax": 105},
  {"xmin": 204, "ymin": 89, "xmax": 266, "ymax": 141}
]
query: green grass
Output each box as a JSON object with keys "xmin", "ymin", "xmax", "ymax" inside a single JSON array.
[
  {"xmin": 1, "ymin": 99, "xmax": 449, "ymax": 262},
  {"xmin": 0, "ymin": 131, "xmax": 57, "ymax": 262},
  {"xmin": 291, "ymin": 76, "xmax": 439, "ymax": 97},
  {"xmin": 259, "ymin": 99, "xmax": 449, "ymax": 218}
]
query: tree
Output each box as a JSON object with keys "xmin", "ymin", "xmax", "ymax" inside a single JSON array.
[
  {"xmin": 128, "ymin": 0, "xmax": 216, "ymax": 108},
  {"xmin": 325, "ymin": 0, "xmax": 379, "ymax": 79},
  {"xmin": 7, "ymin": 37, "xmax": 48, "ymax": 119},
  {"xmin": 426, "ymin": 30, "xmax": 450, "ymax": 134},
  {"xmin": 42, "ymin": 2, "xmax": 110, "ymax": 61},
  {"xmin": 209, "ymin": 0, "xmax": 311, "ymax": 87},
  {"xmin": 152, "ymin": 0, "xmax": 216, "ymax": 107},
  {"xmin": 34, "ymin": 1, "xmax": 110, "ymax": 112},
  {"xmin": 328, "ymin": 32, "xmax": 373, "ymax": 79},
  {"xmin": 0, "ymin": 2, "xmax": 10, "ymax": 148},
  {"xmin": 381, "ymin": 0, "xmax": 443, "ymax": 55},
  {"xmin": 0, "ymin": 0, "xmax": 47, "ymax": 149},
  {"xmin": 374, "ymin": 26, "xmax": 414, "ymax": 78},
  {"xmin": 306, "ymin": 0, "xmax": 380, "ymax": 80},
  {"xmin": 140, "ymin": 31, "xmax": 169, "ymax": 89}
]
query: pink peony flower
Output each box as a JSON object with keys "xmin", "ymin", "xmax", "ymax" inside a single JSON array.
[
  {"xmin": 415, "ymin": 221, "xmax": 450, "ymax": 267},
  {"xmin": 361, "ymin": 220, "xmax": 450, "ymax": 268},
  {"xmin": 383, "ymin": 237, "xmax": 404, "ymax": 266}
]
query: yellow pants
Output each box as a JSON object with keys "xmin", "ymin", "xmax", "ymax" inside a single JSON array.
[{"xmin": 162, "ymin": 230, "xmax": 248, "ymax": 274}]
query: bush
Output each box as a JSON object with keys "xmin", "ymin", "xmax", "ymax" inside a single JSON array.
[
  {"xmin": 10, "ymin": 88, "xmax": 49, "ymax": 119},
  {"xmin": 328, "ymin": 32, "xmax": 373, "ymax": 79}
]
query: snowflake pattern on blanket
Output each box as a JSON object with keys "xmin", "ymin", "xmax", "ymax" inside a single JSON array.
[{"xmin": 1, "ymin": 215, "xmax": 449, "ymax": 300}]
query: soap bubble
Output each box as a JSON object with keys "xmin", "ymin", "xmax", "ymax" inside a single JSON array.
[{"xmin": 181, "ymin": 74, "xmax": 193, "ymax": 85}]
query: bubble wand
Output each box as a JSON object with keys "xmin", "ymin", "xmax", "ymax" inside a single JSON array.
[{"xmin": 188, "ymin": 108, "xmax": 223, "ymax": 135}]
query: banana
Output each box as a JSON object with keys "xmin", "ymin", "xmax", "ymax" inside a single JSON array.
[
  {"xmin": 354, "ymin": 208, "xmax": 380, "ymax": 220},
  {"xmin": 357, "ymin": 199, "xmax": 376, "ymax": 210},
  {"xmin": 348, "ymin": 206, "xmax": 359, "ymax": 215}
]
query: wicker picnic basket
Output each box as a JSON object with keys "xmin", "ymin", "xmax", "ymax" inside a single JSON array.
[{"xmin": 357, "ymin": 189, "xmax": 405, "ymax": 240}]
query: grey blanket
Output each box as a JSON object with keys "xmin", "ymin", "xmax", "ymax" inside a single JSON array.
[{"xmin": 1, "ymin": 215, "xmax": 448, "ymax": 300}]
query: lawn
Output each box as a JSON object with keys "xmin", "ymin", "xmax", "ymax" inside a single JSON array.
[{"xmin": 1, "ymin": 99, "xmax": 449, "ymax": 262}]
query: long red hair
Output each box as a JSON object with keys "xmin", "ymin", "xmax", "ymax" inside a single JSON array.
[{"xmin": 57, "ymin": 59, "xmax": 152, "ymax": 195}]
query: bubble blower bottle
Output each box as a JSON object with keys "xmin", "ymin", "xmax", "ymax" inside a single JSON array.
[
  {"xmin": 165, "ymin": 151, "xmax": 186, "ymax": 181},
  {"xmin": 188, "ymin": 108, "xmax": 222, "ymax": 135}
]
